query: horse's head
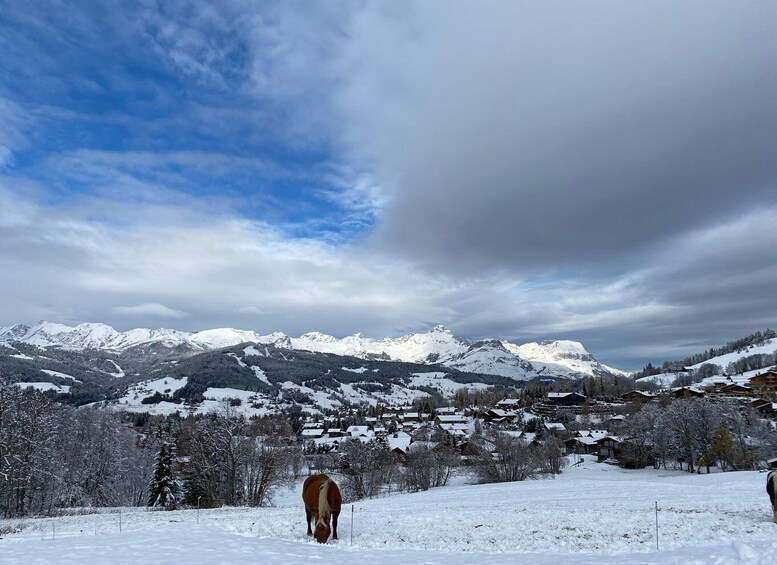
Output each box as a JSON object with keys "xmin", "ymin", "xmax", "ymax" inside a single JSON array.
[{"xmin": 314, "ymin": 517, "xmax": 331, "ymax": 543}]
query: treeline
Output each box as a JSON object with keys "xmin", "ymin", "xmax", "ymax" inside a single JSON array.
[
  {"xmin": 1, "ymin": 383, "xmax": 151, "ymax": 518},
  {"xmin": 619, "ymin": 399, "xmax": 776, "ymax": 472},
  {"xmin": 635, "ymin": 329, "xmax": 776, "ymax": 379},
  {"xmin": 0, "ymin": 382, "xmax": 302, "ymax": 518}
]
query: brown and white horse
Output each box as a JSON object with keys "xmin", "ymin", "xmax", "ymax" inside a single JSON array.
[
  {"xmin": 767, "ymin": 470, "xmax": 777, "ymax": 523},
  {"xmin": 302, "ymin": 474, "xmax": 342, "ymax": 543}
]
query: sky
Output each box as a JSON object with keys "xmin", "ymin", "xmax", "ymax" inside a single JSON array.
[{"xmin": 1, "ymin": 1, "xmax": 776, "ymax": 370}]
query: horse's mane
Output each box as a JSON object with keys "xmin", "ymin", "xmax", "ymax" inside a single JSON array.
[{"xmin": 318, "ymin": 479, "xmax": 331, "ymax": 522}]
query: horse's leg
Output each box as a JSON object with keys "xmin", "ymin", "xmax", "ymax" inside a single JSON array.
[
  {"xmin": 331, "ymin": 510, "xmax": 340, "ymax": 540},
  {"xmin": 306, "ymin": 509, "xmax": 313, "ymax": 536},
  {"xmin": 773, "ymin": 503, "xmax": 777, "ymax": 524}
]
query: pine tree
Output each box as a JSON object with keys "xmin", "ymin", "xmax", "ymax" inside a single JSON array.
[{"xmin": 148, "ymin": 423, "xmax": 180, "ymax": 510}]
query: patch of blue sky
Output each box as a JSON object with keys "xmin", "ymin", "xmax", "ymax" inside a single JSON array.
[{"xmin": 0, "ymin": 2, "xmax": 371, "ymax": 243}]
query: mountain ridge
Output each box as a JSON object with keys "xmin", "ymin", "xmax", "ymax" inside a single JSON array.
[{"xmin": 0, "ymin": 321, "xmax": 628, "ymax": 381}]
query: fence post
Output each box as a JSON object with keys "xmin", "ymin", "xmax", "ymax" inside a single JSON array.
[
  {"xmin": 655, "ymin": 501, "xmax": 659, "ymax": 551},
  {"xmin": 350, "ymin": 504, "xmax": 354, "ymax": 546}
]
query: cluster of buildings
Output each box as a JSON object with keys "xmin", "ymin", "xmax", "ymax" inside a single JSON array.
[{"xmin": 295, "ymin": 369, "xmax": 777, "ymax": 466}]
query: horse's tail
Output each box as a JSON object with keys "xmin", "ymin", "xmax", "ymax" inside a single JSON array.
[{"xmin": 318, "ymin": 479, "xmax": 331, "ymax": 520}]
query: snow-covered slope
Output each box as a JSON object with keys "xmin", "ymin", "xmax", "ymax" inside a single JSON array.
[
  {"xmin": 3, "ymin": 462, "xmax": 776, "ymax": 564},
  {"xmin": 291, "ymin": 325, "xmax": 469, "ymax": 363},
  {"xmin": 504, "ymin": 339, "xmax": 630, "ymax": 378},
  {"xmin": 0, "ymin": 321, "xmax": 625, "ymax": 381},
  {"xmin": 688, "ymin": 338, "xmax": 777, "ymax": 370}
]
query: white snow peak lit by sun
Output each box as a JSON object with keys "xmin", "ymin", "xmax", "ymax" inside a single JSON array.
[{"xmin": 2, "ymin": 458, "xmax": 777, "ymax": 564}]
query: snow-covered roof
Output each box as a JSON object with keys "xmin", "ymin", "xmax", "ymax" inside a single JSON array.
[
  {"xmin": 436, "ymin": 414, "xmax": 467, "ymax": 423},
  {"xmin": 387, "ymin": 432, "xmax": 412, "ymax": 453}
]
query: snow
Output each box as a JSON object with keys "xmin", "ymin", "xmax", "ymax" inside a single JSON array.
[
  {"xmin": 10, "ymin": 353, "xmax": 35, "ymax": 360},
  {"xmin": 409, "ymin": 372, "xmax": 490, "ymax": 396},
  {"xmin": 635, "ymin": 373, "xmax": 679, "ymax": 388},
  {"xmin": 251, "ymin": 365, "xmax": 271, "ymax": 385},
  {"xmin": 689, "ymin": 338, "xmax": 777, "ymax": 370},
  {"xmin": 14, "ymin": 382, "xmax": 71, "ymax": 393},
  {"xmin": 111, "ymin": 377, "xmax": 189, "ymax": 410},
  {"xmin": 341, "ymin": 366, "xmax": 369, "ymax": 373},
  {"xmin": 243, "ymin": 345, "xmax": 264, "ymax": 357},
  {"xmin": 40, "ymin": 369, "xmax": 81, "ymax": 382},
  {"xmin": 3, "ymin": 462, "xmax": 777, "ymax": 564},
  {"xmin": 105, "ymin": 359, "xmax": 125, "ymax": 378}
]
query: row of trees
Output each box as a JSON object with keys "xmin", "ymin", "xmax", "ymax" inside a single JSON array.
[
  {"xmin": 0, "ymin": 383, "xmax": 303, "ymax": 518},
  {"xmin": 619, "ymin": 398, "xmax": 776, "ymax": 472},
  {"xmin": 1, "ymin": 383, "xmax": 151, "ymax": 518}
]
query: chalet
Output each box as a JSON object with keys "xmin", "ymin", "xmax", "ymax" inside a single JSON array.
[
  {"xmin": 386, "ymin": 431, "xmax": 413, "ymax": 460},
  {"xmin": 596, "ymin": 435, "xmax": 622, "ymax": 462},
  {"xmin": 605, "ymin": 414, "xmax": 626, "ymax": 425},
  {"xmin": 401, "ymin": 412, "xmax": 421, "ymax": 423},
  {"xmin": 519, "ymin": 432, "xmax": 542, "ymax": 447},
  {"xmin": 673, "ymin": 386, "xmax": 705, "ymax": 398},
  {"xmin": 543, "ymin": 422, "xmax": 566, "ymax": 433},
  {"xmin": 327, "ymin": 428, "xmax": 346, "ymax": 438},
  {"xmin": 755, "ymin": 402, "xmax": 777, "ymax": 416},
  {"xmin": 300, "ymin": 428, "xmax": 325, "ymax": 439},
  {"xmin": 435, "ymin": 406, "xmax": 457, "ymax": 415},
  {"xmin": 621, "ymin": 390, "xmax": 657, "ymax": 403},
  {"xmin": 434, "ymin": 414, "xmax": 468, "ymax": 426},
  {"xmin": 345, "ymin": 425, "xmax": 371, "ymax": 438},
  {"xmin": 565, "ymin": 435, "xmax": 599, "ymax": 454},
  {"xmin": 718, "ymin": 383, "xmax": 754, "ymax": 397},
  {"xmin": 749, "ymin": 370, "xmax": 777, "ymax": 389},
  {"xmin": 701, "ymin": 376, "xmax": 731, "ymax": 391},
  {"xmin": 749, "ymin": 397, "xmax": 771, "ymax": 411},
  {"xmin": 495, "ymin": 398, "xmax": 521, "ymax": 410},
  {"xmin": 545, "ymin": 391, "xmax": 587, "ymax": 406},
  {"xmin": 482, "ymin": 408, "xmax": 517, "ymax": 423},
  {"xmin": 439, "ymin": 422, "xmax": 470, "ymax": 439}
]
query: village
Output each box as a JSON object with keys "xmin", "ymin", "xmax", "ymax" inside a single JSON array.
[{"xmin": 297, "ymin": 368, "xmax": 777, "ymax": 469}]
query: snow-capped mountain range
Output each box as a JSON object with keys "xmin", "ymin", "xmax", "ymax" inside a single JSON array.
[{"xmin": 0, "ymin": 321, "xmax": 628, "ymax": 381}]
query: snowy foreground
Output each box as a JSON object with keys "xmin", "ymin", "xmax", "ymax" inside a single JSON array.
[{"xmin": 3, "ymin": 458, "xmax": 777, "ymax": 564}]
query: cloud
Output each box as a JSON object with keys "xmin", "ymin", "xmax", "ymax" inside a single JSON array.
[
  {"xmin": 327, "ymin": 2, "xmax": 777, "ymax": 276},
  {"xmin": 112, "ymin": 303, "xmax": 190, "ymax": 319}
]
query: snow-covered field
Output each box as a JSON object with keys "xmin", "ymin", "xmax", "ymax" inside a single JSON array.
[{"xmin": 3, "ymin": 458, "xmax": 776, "ymax": 564}]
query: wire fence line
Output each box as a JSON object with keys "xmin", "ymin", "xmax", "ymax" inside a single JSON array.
[{"xmin": 3, "ymin": 496, "xmax": 766, "ymax": 555}]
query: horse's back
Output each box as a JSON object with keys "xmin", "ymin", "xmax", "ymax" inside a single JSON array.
[
  {"xmin": 303, "ymin": 474, "xmax": 329, "ymax": 507},
  {"xmin": 327, "ymin": 478, "xmax": 342, "ymax": 512},
  {"xmin": 302, "ymin": 474, "xmax": 341, "ymax": 512}
]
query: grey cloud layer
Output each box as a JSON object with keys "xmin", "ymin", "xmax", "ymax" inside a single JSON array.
[{"xmin": 332, "ymin": 2, "xmax": 777, "ymax": 274}]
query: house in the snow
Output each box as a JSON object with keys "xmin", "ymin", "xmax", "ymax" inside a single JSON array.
[
  {"xmin": 300, "ymin": 427, "xmax": 325, "ymax": 439},
  {"xmin": 482, "ymin": 408, "xmax": 517, "ymax": 424},
  {"xmin": 718, "ymin": 383, "xmax": 755, "ymax": 397},
  {"xmin": 565, "ymin": 435, "xmax": 599, "ymax": 454},
  {"xmin": 673, "ymin": 386, "xmax": 705, "ymax": 398},
  {"xmin": 545, "ymin": 391, "xmax": 587, "ymax": 406},
  {"xmin": 596, "ymin": 435, "xmax": 622, "ymax": 462},
  {"xmin": 621, "ymin": 390, "xmax": 658, "ymax": 403},
  {"xmin": 434, "ymin": 413, "xmax": 468, "ymax": 426},
  {"xmin": 749, "ymin": 370, "xmax": 777, "ymax": 389},
  {"xmin": 495, "ymin": 398, "xmax": 521, "ymax": 410},
  {"xmin": 543, "ymin": 422, "xmax": 566, "ymax": 434},
  {"xmin": 386, "ymin": 431, "xmax": 413, "ymax": 461}
]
